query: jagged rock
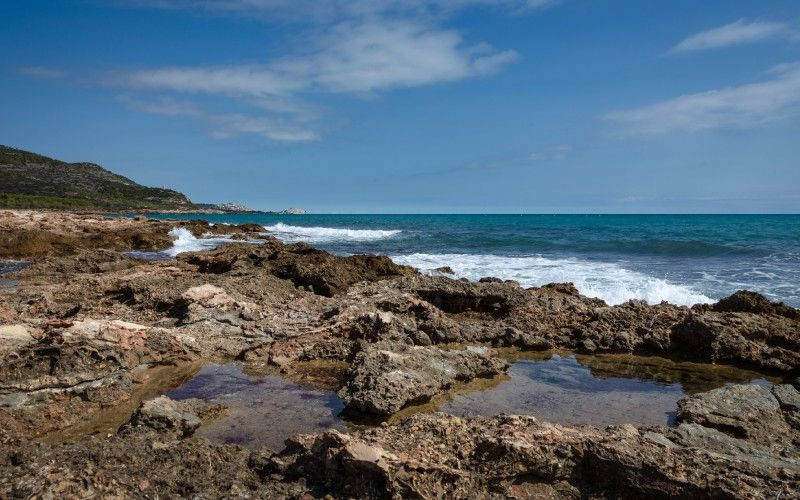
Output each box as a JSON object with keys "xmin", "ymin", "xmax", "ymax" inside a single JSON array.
[
  {"xmin": 414, "ymin": 277, "xmax": 528, "ymax": 317},
  {"xmin": 0, "ymin": 211, "xmax": 269, "ymax": 259},
  {"xmin": 0, "ymin": 318, "xmax": 195, "ymax": 437},
  {"xmin": 205, "ymin": 222, "xmax": 265, "ymax": 235},
  {"xmin": 712, "ymin": 289, "xmax": 799, "ymax": 319},
  {"xmin": 339, "ymin": 341, "xmax": 509, "ymax": 416},
  {"xmin": 2, "ymin": 210, "xmax": 800, "ymax": 499},
  {"xmin": 0, "ymin": 319, "xmax": 191, "ymax": 395},
  {"xmin": 269, "ymin": 409, "xmax": 800, "ymax": 499},
  {"xmin": 0, "ymin": 212, "xmax": 174, "ymax": 258},
  {"xmin": 669, "ymin": 310, "xmax": 800, "ymax": 370},
  {"xmin": 181, "ymin": 242, "xmax": 417, "ymax": 296}
]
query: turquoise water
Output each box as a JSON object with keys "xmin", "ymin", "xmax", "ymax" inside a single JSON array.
[{"xmin": 140, "ymin": 214, "xmax": 800, "ymax": 307}]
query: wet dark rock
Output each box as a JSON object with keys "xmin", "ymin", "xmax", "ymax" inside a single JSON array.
[
  {"xmin": 478, "ymin": 276, "xmax": 503, "ymax": 283},
  {"xmin": 182, "ymin": 242, "xmax": 417, "ymax": 296},
  {"xmin": 712, "ymin": 289, "xmax": 799, "ymax": 319},
  {"xmin": 206, "ymin": 222, "xmax": 265, "ymax": 235},
  {"xmin": 669, "ymin": 310, "xmax": 800, "ymax": 371},
  {"xmin": 415, "ymin": 277, "xmax": 527, "ymax": 317}
]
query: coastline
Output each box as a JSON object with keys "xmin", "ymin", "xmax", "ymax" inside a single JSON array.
[{"xmin": 1, "ymin": 210, "xmax": 799, "ymax": 497}]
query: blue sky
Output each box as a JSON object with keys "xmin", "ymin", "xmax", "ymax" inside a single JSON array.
[{"xmin": 1, "ymin": 0, "xmax": 799, "ymax": 213}]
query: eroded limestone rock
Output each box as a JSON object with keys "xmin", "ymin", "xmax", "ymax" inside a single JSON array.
[{"xmin": 339, "ymin": 341, "xmax": 509, "ymax": 416}]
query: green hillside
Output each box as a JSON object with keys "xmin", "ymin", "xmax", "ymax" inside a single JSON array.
[{"xmin": 0, "ymin": 145, "xmax": 194, "ymax": 210}]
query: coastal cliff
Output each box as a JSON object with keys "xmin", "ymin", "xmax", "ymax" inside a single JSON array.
[{"xmin": 0, "ymin": 210, "xmax": 798, "ymax": 498}]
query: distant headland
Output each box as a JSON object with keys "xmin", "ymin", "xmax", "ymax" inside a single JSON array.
[
  {"xmin": 193, "ymin": 203, "xmax": 307, "ymax": 215},
  {"xmin": 0, "ymin": 144, "xmax": 303, "ymax": 214}
]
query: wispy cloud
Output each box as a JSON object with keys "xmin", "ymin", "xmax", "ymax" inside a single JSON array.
[
  {"xmin": 18, "ymin": 66, "xmax": 65, "ymax": 79},
  {"xmin": 529, "ymin": 144, "xmax": 571, "ymax": 161},
  {"xmin": 90, "ymin": 1, "xmax": 532, "ymax": 142},
  {"xmin": 125, "ymin": 20, "xmax": 517, "ymax": 96},
  {"xmin": 606, "ymin": 63, "xmax": 800, "ymax": 135},
  {"xmin": 118, "ymin": 95, "xmax": 318, "ymax": 141},
  {"xmin": 668, "ymin": 19, "xmax": 791, "ymax": 54},
  {"xmin": 115, "ymin": 0, "xmax": 557, "ymax": 22}
]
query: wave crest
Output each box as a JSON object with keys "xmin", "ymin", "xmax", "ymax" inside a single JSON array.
[
  {"xmin": 391, "ymin": 253, "xmax": 713, "ymax": 307},
  {"xmin": 165, "ymin": 228, "xmax": 241, "ymax": 257},
  {"xmin": 263, "ymin": 222, "xmax": 401, "ymax": 243}
]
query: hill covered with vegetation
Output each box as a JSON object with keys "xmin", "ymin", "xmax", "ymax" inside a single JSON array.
[{"xmin": 0, "ymin": 145, "xmax": 194, "ymax": 210}]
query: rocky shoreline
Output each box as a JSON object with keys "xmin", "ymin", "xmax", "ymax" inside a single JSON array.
[{"xmin": 1, "ymin": 210, "xmax": 798, "ymax": 498}]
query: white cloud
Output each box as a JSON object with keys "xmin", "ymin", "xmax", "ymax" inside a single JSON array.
[
  {"xmin": 126, "ymin": 66, "xmax": 297, "ymax": 96},
  {"xmin": 95, "ymin": 0, "xmax": 541, "ymax": 142},
  {"xmin": 126, "ymin": 20, "xmax": 517, "ymax": 96},
  {"xmin": 115, "ymin": 16, "xmax": 518, "ymax": 141},
  {"xmin": 606, "ymin": 63, "xmax": 800, "ymax": 135},
  {"xmin": 668, "ymin": 19, "xmax": 790, "ymax": 54}
]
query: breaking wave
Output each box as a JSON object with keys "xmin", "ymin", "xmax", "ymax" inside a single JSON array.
[
  {"xmin": 127, "ymin": 228, "xmax": 237, "ymax": 259},
  {"xmin": 391, "ymin": 253, "xmax": 713, "ymax": 307},
  {"xmin": 263, "ymin": 223, "xmax": 401, "ymax": 243},
  {"xmin": 164, "ymin": 228, "xmax": 239, "ymax": 257}
]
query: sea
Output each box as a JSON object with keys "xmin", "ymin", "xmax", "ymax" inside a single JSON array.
[{"xmin": 138, "ymin": 214, "xmax": 800, "ymax": 308}]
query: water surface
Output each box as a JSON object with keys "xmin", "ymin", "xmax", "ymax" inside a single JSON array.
[
  {"xmin": 165, "ymin": 352, "xmax": 776, "ymax": 449},
  {"xmin": 136, "ymin": 213, "xmax": 800, "ymax": 307},
  {"xmin": 167, "ymin": 363, "xmax": 347, "ymax": 450},
  {"xmin": 436, "ymin": 353, "xmax": 773, "ymax": 427},
  {"xmin": 0, "ymin": 259, "xmax": 29, "ymax": 287}
]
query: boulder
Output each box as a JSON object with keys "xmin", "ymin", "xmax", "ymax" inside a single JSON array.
[
  {"xmin": 339, "ymin": 341, "xmax": 509, "ymax": 416},
  {"xmin": 126, "ymin": 396, "xmax": 201, "ymax": 438},
  {"xmin": 676, "ymin": 384, "xmax": 793, "ymax": 444}
]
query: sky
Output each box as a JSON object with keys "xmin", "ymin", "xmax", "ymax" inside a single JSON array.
[{"xmin": 1, "ymin": 0, "xmax": 799, "ymax": 213}]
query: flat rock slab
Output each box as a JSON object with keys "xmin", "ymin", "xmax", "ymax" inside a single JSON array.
[{"xmin": 677, "ymin": 383, "xmax": 797, "ymax": 444}]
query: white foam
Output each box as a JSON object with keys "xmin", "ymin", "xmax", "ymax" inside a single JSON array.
[
  {"xmin": 263, "ymin": 222, "xmax": 401, "ymax": 243},
  {"xmin": 164, "ymin": 228, "xmax": 234, "ymax": 256},
  {"xmin": 391, "ymin": 253, "xmax": 713, "ymax": 307}
]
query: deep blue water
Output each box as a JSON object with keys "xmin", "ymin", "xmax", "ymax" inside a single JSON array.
[{"xmin": 138, "ymin": 214, "xmax": 800, "ymax": 307}]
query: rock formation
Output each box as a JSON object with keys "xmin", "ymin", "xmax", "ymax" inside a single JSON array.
[{"xmin": 1, "ymin": 210, "xmax": 799, "ymax": 498}]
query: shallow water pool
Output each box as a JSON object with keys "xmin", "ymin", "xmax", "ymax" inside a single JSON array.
[
  {"xmin": 0, "ymin": 259, "xmax": 29, "ymax": 287},
  {"xmin": 164, "ymin": 351, "xmax": 777, "ymax": 449},
  {"xmin": 437, "ymin": 353, "xmax": 772, "ymax": 427},
  {"xmin": 167, "ymin": 363, "xmax": 347, "ymax": 450}
]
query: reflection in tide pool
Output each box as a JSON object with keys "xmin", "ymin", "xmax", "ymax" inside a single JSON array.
[
  {"xmin": 0, "ymin": 259, "xmax": 29, "ymax": 287},
  {"xmin": 166, "ymin": 353, "xmax": 776, "ymax": 449},
  {"xmin": 167, "ymin": 363, "xmax": 346, "ymax": 451},
  {"xmin": 439, "ymin": 353, "xmax": 772, "ymax": 427}
]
